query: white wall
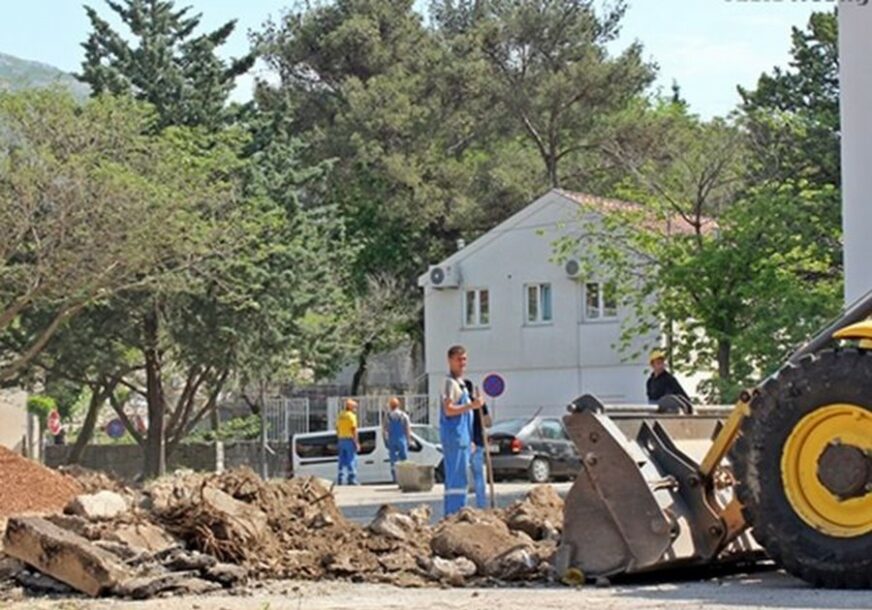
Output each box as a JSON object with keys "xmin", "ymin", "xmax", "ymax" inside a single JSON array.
[
  {"xmin": 0, "ymin": 389, "xmax": 28, "ymax": 452},
  {"xmin": 423, "ymin": 191, "xmax": 655, "ymax": 418},
  {"xmin": 840, "ymin": 5, "xmax": 872, "ymax": 304}
]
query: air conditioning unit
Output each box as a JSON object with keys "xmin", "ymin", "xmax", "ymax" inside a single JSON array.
[
  {"xmin": 564, "ymin": 258, "xmax": 582, "ymax": 279},
  {"xmin": 428, "ymin": 264, "xmax": 461, "ymax": 289}
]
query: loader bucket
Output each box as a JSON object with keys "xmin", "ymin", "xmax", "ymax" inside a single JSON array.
[{"xmin": 555, "ymin": 395, "xmax": 756, "ymax": 581}]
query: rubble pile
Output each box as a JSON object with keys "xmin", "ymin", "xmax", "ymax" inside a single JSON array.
[
  {"xmin": 0, "ymin": 463, "xmax": 566, "ymax": 601},
  {"xmin": 56, "ymin": 466, "xmax": 129, "ymax": 496}
]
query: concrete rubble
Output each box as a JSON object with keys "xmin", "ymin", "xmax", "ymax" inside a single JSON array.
[
  {"xmin": 67, "ymin": 491, "xmax": 129, "ymax": 521},
  {"xmin": 0, "ymin": 455, "xmax": 567, "ymax": 601}
]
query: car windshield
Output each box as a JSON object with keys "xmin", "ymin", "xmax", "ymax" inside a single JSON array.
[
  {"xmin": 489, "ymin": 418, "xmax": 528, "ymax": 436},
  {"xmin": 411, "ymin": 425, "xmax": 440, "ymax": 444}
]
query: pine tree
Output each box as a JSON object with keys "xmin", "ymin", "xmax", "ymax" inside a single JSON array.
[{"xmin": 79, "ymin": 0, "xmax": 254, "ymax": 130}]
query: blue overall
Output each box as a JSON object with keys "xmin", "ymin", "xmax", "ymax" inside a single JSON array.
[
  {"xmin": 440, "ymin": 378, "xmax": 473, "ymax": 517},
  {"xmin": 337, "ymin": 438, "xmax": 358, "ymax": 485},
  {"xmin": 387, "ymin": 412, "xmax": 409, "ymax": 482}
]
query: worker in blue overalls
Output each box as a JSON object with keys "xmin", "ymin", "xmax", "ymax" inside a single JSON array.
[
  {"xmin": 383, "ymin": 396, "xmax": 411, "ymax": 482},
  {"xmin": 440, "ymin": 345, "xmax": 483, "ymax": 516}
]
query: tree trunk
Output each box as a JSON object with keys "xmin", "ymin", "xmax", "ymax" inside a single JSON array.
[
  {"xmin": 350, "ymin": 341, "xmax": 374, "ymax": 396},
  {"xmin": 66, "ymin": 387, "xmax": 103, "ymax": 465},
  {"xmin": 210, "ymin": 402, "xmax": 220, "ymax": 433},
  {"xmin": 546, "ymin": 152, "xmax": 559, "ymax": 188},
  {"xmin": 717, "ymin": 338, "xmax": 732, "ymax": 393},
  {"xmin": 142, "ymin": 309, "xmax": 166, "ymax": 479}
]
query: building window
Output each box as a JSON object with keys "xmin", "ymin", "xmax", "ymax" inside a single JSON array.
[
  {"xmin": 584, "ymin": 282, "xmax": 618, "ymax": 321},
  {"xmin": 464, "ymin": 288, "xmax": 489, "ymax": 327},
  {"xmin": 526, "ymin": 283, "xmax": 553, "ymax": 324}
]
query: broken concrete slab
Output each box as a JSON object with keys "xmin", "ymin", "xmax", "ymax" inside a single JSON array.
[
  {"xmin": 204, "ymin": 563, "xmax": 248, "ymax": 587},
  {"xmin": 105, "ymin": 522, "xmax": 177, "ymax": 553},
  {"xmin": 162, "ymin": 549, "xmax": 217, "ymax": 572},
  {"xmin": 66, "ymin": 491, "xmax": 128, "ymax": 521},
  {"xmin": 93, "ymin": 540, "xmax": 146, "ymax": 563},
  {"xmin": 3, "ymin": 517, "xmax": 131, "ymax": 596},
  {"xmin": 116, "ymin": 571, "xmax": 212, "ymax": 599}
]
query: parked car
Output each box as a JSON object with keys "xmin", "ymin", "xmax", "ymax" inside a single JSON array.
[
  {"xmin": 487, "ymin": 417, "xmax": 580, "ymax": 483},
  {"xmin": 290, "ymin": 424, "xmax": 443, "ymax": 484}
]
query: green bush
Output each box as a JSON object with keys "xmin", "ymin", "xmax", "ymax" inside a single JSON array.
[
  {"xmin": 26, "ymin": 395, "xmax": 57, "ymax": 427},
  {"xmin": 190, "ymin": 415, "xmax": 262, "ymax": 442}
]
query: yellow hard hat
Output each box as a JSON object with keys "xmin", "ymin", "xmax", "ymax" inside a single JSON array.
[{"xmin": 649, "ymin": 349, "xmax": 666, "ymax": 364}]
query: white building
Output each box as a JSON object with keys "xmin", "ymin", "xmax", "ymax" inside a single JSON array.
[{"xmin": 418, "ymin": 189, "xmax": 687, "ymax": 421}]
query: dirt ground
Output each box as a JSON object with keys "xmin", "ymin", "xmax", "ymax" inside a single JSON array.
[{"xmin": 3, "ymin": 571, "xmax": 871, "ymax": 610}]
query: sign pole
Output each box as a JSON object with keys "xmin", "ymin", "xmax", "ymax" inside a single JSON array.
[
  {"xmin": 481, "ymin": 417, "xmax": 496, "ymax": 509},
  {"xmin": 480, "ymin": 373, "xmax": 506, "ymax": 510}
]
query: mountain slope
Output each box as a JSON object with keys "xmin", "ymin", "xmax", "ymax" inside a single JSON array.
[{"xmin": 0, "ymin": 52, "xmax": 89, "ymax": 99}]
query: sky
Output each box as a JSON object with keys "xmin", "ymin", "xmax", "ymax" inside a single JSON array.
[{"xmin": 0, "ymin": 0, "xmax": 827, "ymax": 118}]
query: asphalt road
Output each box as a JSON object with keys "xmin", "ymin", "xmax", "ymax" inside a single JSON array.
[{"xmin": 7, "ymin": 572, "xmax": 871, "ymax": 610}]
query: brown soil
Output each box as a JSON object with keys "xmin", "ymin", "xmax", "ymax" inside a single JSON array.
[
  {"xmin": 57, "ymin": 465, "xmax": 130, "ymax": 496},
  {"xmin": 144, "ymin": 468, "xmax": 432, "ymax": 585},
  {"xmin": 0, "ymin": 447, "xmax": 82, "ymax": 518}
]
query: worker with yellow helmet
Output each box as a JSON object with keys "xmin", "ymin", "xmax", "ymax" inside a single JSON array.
[{"xmin": 646, "ymin": 349, "xmax": 689, "ymax": 406}]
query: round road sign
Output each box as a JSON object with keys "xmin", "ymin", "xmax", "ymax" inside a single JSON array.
[
  {"xmin": 105, "ymin": 419, "xmax": 126, "ymax": 439},
  {"xmin": 482, "ymin": 373, "xmax": 506, "ymax": 398}
]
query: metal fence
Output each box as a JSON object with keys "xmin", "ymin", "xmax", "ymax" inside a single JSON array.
[
  {"xmin": 262, "ymin": 396, "xmax": 311, "ymax": 443},
  {"xmin": 326, "ymin": 394, "xmax": 435, "ymax": 430}
]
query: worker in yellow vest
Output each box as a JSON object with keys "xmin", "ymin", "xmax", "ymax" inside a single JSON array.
[{"xmin": 336, "ymin": 399, "xmax": 360, "ymax": 485}]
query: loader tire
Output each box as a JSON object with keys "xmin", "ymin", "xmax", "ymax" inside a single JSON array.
[{"xmin": 733, "ymin": 349, "xmax": 872, "ymax": 589}]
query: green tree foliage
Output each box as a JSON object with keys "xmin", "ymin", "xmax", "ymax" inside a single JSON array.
[
  {"xmin": 432, "ymin": 0, "xmax": 656, "ymax": 187},
  {"xmin": 26, "ymin": 394, "xmax": 56, "ymax": 427},
  {"xmin": 0, "ymin": 90, "xmax": 215, "ymax": 384},
  {"xmin": 79, "ymin": 0, "xmax": 254, "ymax": 130},
  {"xmin": 557, "ymin": 91, "xmax": 841, "ymax": 401},
  {"xmin": 255, "ymin": 0, "xmax": 477, "ymax": 291},
  {"xmin": 739, "ymin": 11, "xmax": 839, "ymax": 189}
]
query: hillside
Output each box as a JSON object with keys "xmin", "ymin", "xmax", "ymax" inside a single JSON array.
[{"xmin": 0, "ymin": 52, "xmax": 89, "ymax": 99}]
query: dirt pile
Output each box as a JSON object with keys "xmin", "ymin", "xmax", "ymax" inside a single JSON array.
[
  {"xmin": 1, "ymin": 467, "xmax": 567, "ymax": 600},
  {"xmin": 0, "ymin": 448, "xmax": 82, "ymax": 519},
  {"xmin": 430, "ymin": 504, "xmax": 556, "ymax": 582},
  {"xmin": 56, "ymin": 465, "xmax": 130, "ymax": 496},
  {"xmin": 143, "ymin": 468, "xmax": 432, "ymax": 585},
  {"xmin": 503, "ymin": 484, "xmax": 563, "ymax": 541}
]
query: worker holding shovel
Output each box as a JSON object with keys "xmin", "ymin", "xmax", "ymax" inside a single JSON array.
[
  {"xmin": 440, "ymin": 345, "xmax": 483, "ymax": 516},
  {"xmin": 465, "ymin": 379, "xmax": 492, "ymax": 509}
]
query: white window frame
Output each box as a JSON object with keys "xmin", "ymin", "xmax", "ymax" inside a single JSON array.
[
  {"xmin": 583, "ymin": 281, "xmax": 618, "ymax": 322},
  {"xmin": 463, "ymin": 288, "xmax": 490, "ymax": 328},
  {"xmin": 525, "ymin": 282, "xmax": 553, "ymax": 325}
]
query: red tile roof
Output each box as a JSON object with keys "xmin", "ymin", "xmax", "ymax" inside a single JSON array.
[{"xmin": 556, "ymin": 189, "xmax": 717, "ymax": 236}]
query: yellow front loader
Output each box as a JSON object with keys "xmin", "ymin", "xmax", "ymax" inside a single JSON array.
[{"xmin": 557, "ymin": 296, "xmax": 872, "ymax": 589}]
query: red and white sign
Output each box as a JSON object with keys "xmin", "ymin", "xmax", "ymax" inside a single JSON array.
[{"xmin": 47, "ymin": 409, "xmax": 62, "ymax": 436}]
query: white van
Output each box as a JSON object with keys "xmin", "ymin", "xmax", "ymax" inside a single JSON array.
[{"xmin": 290, "ymin": 424, "xmax": 443, "ymax": 484}]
